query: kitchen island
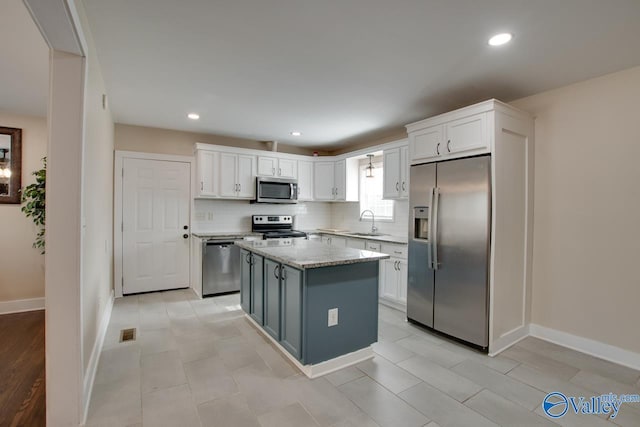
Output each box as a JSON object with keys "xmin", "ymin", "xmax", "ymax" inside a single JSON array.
[{"xmin": 234, "ymin": 239, "xmax": 389, "ymax": 377}]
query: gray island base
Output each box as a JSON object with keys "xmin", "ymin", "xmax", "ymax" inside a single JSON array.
[{"xmin": 235, "ymin": 239, "xmax": 390, "ymax": 378}]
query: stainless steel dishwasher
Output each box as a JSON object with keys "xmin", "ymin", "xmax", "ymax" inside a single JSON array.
[{"xmin": 202, "ymin": 240, "xmax": 241, "ymax": 296}]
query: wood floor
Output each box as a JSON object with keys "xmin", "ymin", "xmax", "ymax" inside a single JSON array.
[{"xmin": 0, "ymin": 310, "xmax": 45, "ymax": 427}]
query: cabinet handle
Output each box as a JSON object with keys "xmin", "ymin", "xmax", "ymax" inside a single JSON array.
[
  {"xmin": 402, "ymin": 182, "xmax": 406, "ymax": 191},
  {"xmin": 279, "ymin": 168, "xmax": 282, "ymax": 176},
  {"xmin": 436, "ymin": 142, "xmax": 440, "ymax": 155},
  {"xmin": 200, "ymin": 181, "xmax": 203, "ymax": 191},
  {"xmin": 281, "ymin": 266, "xmax": 287, "ymax": 280},
  {"xmin": 274, "ymin": 265, "xmax": 280, "ymax": 279},
  {"xmin": 272, "ymin": 167, "xmax": 275, "ymax": 175},
  {"xmin": 245, "ymin": 253, "xmax": 251, "ymax": 263},
  {"xmin": 394, "ymin": 251, "xmax": 402, "ymax": 255},
  {"xmin": 249, "ymin": 253, "xmax": 254, "ymax": 266},
  {"xmin": 447, "ymin": 139, "xmax": 451, "ymax": 152},
  {"xmin": 396, "ymin": 182, "xmax": 399, "ymax": 191},
  {"xmin": 238, "ymin": 183, "xmax": 241, "ymax": 192}
]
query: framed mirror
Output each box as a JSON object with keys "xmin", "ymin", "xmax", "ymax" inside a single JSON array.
[{"xmin": 0, "ymin": 127, "xmax": 22, "ymax": 204}]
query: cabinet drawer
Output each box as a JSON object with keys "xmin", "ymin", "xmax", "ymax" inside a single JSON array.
[
  {"xmin": 381, "ymin": 243, "xmax": 407, "ymax": 259},
  {"xmin": 365, "ymin": 241, "xmax": 381, "ymax": 252}
]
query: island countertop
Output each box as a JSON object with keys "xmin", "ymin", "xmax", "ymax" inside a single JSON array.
[{"xmin": 234, "ymin": 239, "xmax": 390, "ymax": 270}]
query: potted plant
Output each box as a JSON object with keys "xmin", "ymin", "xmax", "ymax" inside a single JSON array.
[{"xmin": 22, "ymin": 157, "xmax": 46, "ymax": 253}]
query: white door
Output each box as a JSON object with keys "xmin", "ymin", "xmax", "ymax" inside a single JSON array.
[
  {"xmin": 397, "ymin": 259, "xmax": 408, "ymax": 303},
  {"xmin": 257, "ymin": 156, "xmax": 277, "ymax": 177},
  {"xmin": 219, "ymin": 153, "xmax": 238, "ymax": 197},
  {"xmin": 297, "ymin": 160, "xmax": 314, "ymax": 201},
  {"xmin": 236, "ymin": 154, "xmax": 256, "ymax": 198},
  {"xmin": 122, "ymin": 158, "xmax": 191, "ymax": 294},
  {"xmin": 314, "ymin": 161, "xmax": 335, "ymax": 200},
  {"xmin": 278, "ymin": 158, "xmax": 297, "ymax": 178},
  {"xmin": 381, "ymin": 259, "xmax": 398, "ymax": 300},
  {"xmin": 334, "ymin": 160, "xmax": 346, "ymax": 201},
  {"xmin": 383, "ymin": 148, "xmax": 400, "ymax": 199}
]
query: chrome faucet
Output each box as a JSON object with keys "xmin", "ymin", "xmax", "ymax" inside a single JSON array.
[{"xmin": 360, "ymin": 210, "xmax": 377, "ymax": 234}]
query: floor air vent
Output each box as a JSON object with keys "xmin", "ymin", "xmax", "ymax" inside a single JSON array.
[{"xmin": 120, "ymin": 328, "xmax": 136, "ymax": 342}]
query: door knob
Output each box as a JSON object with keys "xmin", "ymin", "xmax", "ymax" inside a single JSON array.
[{"xmin": 183, "ymin": 234, "xmax": 189, "ymax": 239}]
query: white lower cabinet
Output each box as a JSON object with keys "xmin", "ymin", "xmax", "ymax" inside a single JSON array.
[
  {"xmin": 346, "ymin": 238, "xmax": 365, "ymax": 249},
  {"xmin": 380, "ymin": 257, "xmax": 407, "ymax": 307}
]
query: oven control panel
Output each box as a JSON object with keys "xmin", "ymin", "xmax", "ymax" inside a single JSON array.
[{"xmin": 252, "ymin": 215, "xmax": 292, "ymax": 225}]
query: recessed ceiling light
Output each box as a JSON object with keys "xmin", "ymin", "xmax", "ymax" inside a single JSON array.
[
  {"xmin": 187, "ymin": 113, "xmax": 200, "ymax": 120},
  {"xmin": 290, "ymin": 131, "xmax": 302, "ymax": 136},
  {"xmin": 488, "ymin": 33, "xmax": 513, "ymax": 46}
]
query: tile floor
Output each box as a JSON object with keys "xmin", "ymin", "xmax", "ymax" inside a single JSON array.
[{"xmin": 86, "ymin": 290, "xmax": 640, "ymax": 427}]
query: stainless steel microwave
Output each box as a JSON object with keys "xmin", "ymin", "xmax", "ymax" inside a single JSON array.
[{"xmin": 255, "ymin": 177, "xmax": 298, "ymax": 203}]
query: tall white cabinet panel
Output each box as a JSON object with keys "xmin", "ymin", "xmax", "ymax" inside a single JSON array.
[
  {"xmin": 297, "ymin": 160, "xmax": 314, "ymax": 201},
  {"xmin": 196, "ymin": 150, "xmax": 218, "ymax": 197},
  {"xmin": 314, "ymin": 161, "xmax": 335, "ymax": 200},
  {"xmin": 400, "ymin": 146, "xmax": 409, "ymax": 198},
  {"xmin": 236, "ymin": 155, "xmax": 256, "ymax": 198},
  {"xmin": 334, "ymin": 160, "xmax": 346, "ymax": 201},
  {"xmin": 219, "ymin": 152, "xmax": 256, "ymax": 198}
]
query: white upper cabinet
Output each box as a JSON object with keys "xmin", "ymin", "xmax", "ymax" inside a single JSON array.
[
  {"xmin": 219, "ymin": 152, "xmax": 256, "ymax": 199},
  {"xmin": 257, "ymin": 156, "xmax": 298, "ymax": 179},
  {"xmin": 313, "ymin": 161, "xmax": 335, "ymax": 201},
  {"xmin": 297, "ymin": 160, "xmax": 314, "ymax": 201},
  {"xmin": 383, "ymin": 144, "xmax": 409, "ymax": 200},
  {"xmin": 196, "ymin": 150, "xmax": 218, "ymax": 197},
  {"xmin": 334, "ymin": 160, "xmax": 346, "ymax": 201},
  {"xmin": 408, "ymin": 109, "xmax": 489, "ymax": 164}
]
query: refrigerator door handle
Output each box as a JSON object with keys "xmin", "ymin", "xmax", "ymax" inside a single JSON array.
[{"xmin": 431, "ymin": 187, "xmax": 440, "ymax": 270}]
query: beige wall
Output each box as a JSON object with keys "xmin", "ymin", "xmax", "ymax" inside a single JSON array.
[
  {"xmin": 512, "ymin": 65, "xmax": 640, "ymax": 354},
  {"xmin": 0, "ymin": 111, "xmax": 47, "ymax": 302},
  {"xmin": 115, "ymin": 123, "xmax": 325, "ymax": 156},
  {"xmin": 77, "ymin": 0, "xmax": 115, "ymax": 375},
  {"xmin": 329, "ymin": 127, "xmax": 407, "ymax": 155}
]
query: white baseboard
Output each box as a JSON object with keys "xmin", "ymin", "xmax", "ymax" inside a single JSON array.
[
  {"xmin": 529, "ymin": 323, "xmax": 640, "ymax": 372},
  {"xmin": 82, "ymin": 291, "xmax": 115, "ymax": 424},
  {"xmin": 488, "ymin": 324, "xmax": 530, "ymax": 357},
  {"xmin": 245, "ymin": 314, "xmax": 374, "ymax": 378},
  {"xmin": 0, "ymin": 297, "xmax": 45, "ymax": 314}
]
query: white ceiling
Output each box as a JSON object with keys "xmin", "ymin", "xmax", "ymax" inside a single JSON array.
[
  {"xmin": 10, "ymin": 0, "xmax": 640, "ymax": 149},
  {"xmin": 0, "ymin": 0, "xmax": 49, "ymax": 117}
]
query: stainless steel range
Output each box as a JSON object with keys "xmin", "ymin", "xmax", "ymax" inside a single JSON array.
[{"xmin": 252, "ymin": 215, "xmax": 307, "ymax": 239}]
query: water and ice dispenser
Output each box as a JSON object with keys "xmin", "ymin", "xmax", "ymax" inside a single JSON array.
[{"xmin": 413, "ymin": 207, "xmax": 429, "ymax": 240}]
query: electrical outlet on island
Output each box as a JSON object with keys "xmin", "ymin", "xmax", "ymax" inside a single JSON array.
[{"xmin": 328, "ymin": 308, "xmax": 339, "ymax": 327}]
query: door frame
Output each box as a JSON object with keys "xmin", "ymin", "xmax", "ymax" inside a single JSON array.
[{"xmin": 114, "ymin": 150, "xmax": 195, "ymax": 297}]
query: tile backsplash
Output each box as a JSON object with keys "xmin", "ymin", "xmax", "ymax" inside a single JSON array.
[
  {"xmin": 193, "ymin": 198, "xmax": 409, "ymax": 237},
  {"xmin": 193, "ymin": 199, "xmax": 332, "ymax": 232}
]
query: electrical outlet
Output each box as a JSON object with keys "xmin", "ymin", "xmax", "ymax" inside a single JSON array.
[{"xmin": 328, "ymin": 308, "xmax": 338, "ymax": 327}]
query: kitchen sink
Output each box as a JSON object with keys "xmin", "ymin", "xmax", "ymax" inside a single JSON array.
[{"xmin": 348, "ymin": 232, "xmax": 388, "ymax": 237}]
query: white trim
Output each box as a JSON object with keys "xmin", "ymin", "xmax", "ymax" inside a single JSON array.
[
  {"xmin": 529, "ymin": 324, "xmax": 640, "ymax": 372},
  {"xmin": 82, "ymin": 290, "xmax": 114, "ymax": 424},
  {"xmin": 114, "ymin": 151, "xmax": 194, "ymax": 298},
  {"xmin": 488, "ymin": 324, "xmax": 530, "ymax": 357},
  {"xmin": 245, "ymin": 314, "xmax": 374, "ymax": 378},
  {"xmin": 0, "ymin": 297, "xmax": 45, "ymax": 315}
]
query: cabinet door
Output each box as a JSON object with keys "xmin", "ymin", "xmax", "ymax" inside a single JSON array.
[
  {"xmin": 410, "ymin": 125, "xmax": 444, "ymax": 162},
  {"xmin": 219, "ymin": 153, "xmax": 238, "ymax": 197},
  {"xmin": 263, "ymin": 258, "xmax": 281, "ymax": 340},
  {"xmin": 250, "ymin": 254, "xmax": 264, "ymax": 325},
  {"xmin": 334, "ymin": 160, "xmax": 346, "ymax": 201},
  {"xmin": 197, "ymin": 150, "xmax": 218, "ymax": 197},
  {"xmin": 383, "ymin": 148, "xmax": 401, "ymax": 199},
  {"xmin": 346, "ymin": 238, "xmax": 365, "ymax": 250},
  {"xmin": 240, "ymin": 249, "xmax": 251, "ymax": 313},
  {"xmin": 321, "ymin": 235, "xmax": 332, "ymax": 246},
  {"xmin": 236, "ymin": 154, "xmax": 256, "ymax": 198},
  {"xmin": 446, "ymin": 113, "xmax": 487, "ymax": 155},
  {"xmin": 257, "ymin": 156, "xmax": 277, "ymax": 177},
  {"xmin": 381, "ymin": 259, "xmax": 399, "ymax": 300},
  {"xmin": 280, "ymin": 265, "xmax": 302, "ymax": 360},
  {"xmin": 397, "ymin": 259, "xmax": 408, "ymax": 303},
  {"xmin": 278, "ymin": 158, "xmax": 297, "ymax": 179},
  {"xmin": 314, "ymin": 162, "xmax": 335, "ymax": 200},
  {"xmin": 297, "ymin": 160, "xmax": 314, "ymax": 201},
  {"xmin": 400, "ymin": 146, "xmax": 409, "ymax": 198}
]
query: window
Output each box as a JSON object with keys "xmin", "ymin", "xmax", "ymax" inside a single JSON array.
[{"xmin": 359, "ymin": 162, "xmax": 394, "ymax": 221}]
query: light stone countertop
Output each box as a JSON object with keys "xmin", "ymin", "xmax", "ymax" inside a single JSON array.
[
  {"xmin": 192, "ymin": 231, "xmax": 263, "ymax": 239},
  {"xmin": 306, "ymin": 229, "xmax": 408, "ymax": 245},
  {"xmin": 234, "ymin": 239, "xmax": 390, "ymax": 270}
]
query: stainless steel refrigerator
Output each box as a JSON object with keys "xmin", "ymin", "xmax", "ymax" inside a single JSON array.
[{"xmin": 407, "ymin": 155, "xmax": 491, "ymax": 349}]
